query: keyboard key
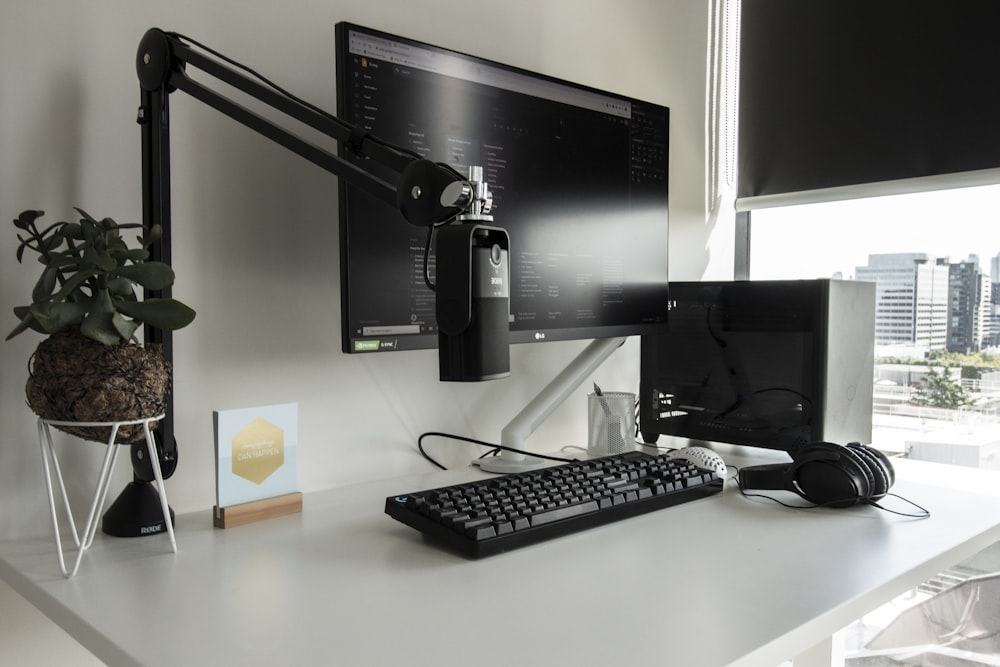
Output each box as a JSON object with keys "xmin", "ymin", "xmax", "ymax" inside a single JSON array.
[
  {"xmin": 529, "ymin": 500, "xmax": 600, "ymax": 527},
  {"xmin": 466, "ymin": 523, "xmax": 497, "ymax": 540}
]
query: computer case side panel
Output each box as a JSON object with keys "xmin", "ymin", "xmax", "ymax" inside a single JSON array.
[
  {"xmin": 819, "ymin": 279, "xmax": 875, "ymax": 446},
  {"xmin": 639, "ymin": 279, "xmax": 875, "ymax": 453}
]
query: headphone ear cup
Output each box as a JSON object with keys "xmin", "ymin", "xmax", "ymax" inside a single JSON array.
[
  {"xmin": 791, "ymin": 442, "xmax": 871, "ymax": 507},
  {"xmin": 848, "ymin": 443, "xmax": 895, "ymax": 499},
  {"xmin": 861, "ymin": 443, "xmax": 895, "ymax": 488},
  {"xmin": 847, "ymin": 445, "xmax": 888, "ymax": 500}
]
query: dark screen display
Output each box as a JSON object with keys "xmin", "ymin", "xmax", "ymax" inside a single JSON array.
[{"xmin": 335, "ymin": 23, "xmax": 670, "ymax": 353}]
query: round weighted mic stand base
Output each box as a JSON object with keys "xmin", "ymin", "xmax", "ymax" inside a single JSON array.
[{"xmin": 102, "ymin": 480, "xmax": 175, "ymax": 538}]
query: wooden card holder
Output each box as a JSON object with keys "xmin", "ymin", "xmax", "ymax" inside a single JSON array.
[{"xmin": 213, "ymin": 491, "xmax": 303, "ymax": 529}]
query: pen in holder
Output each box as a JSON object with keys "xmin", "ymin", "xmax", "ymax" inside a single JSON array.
[{"xmin": 588, "ymin": 385, "xmax": 636, "ymax": 456}]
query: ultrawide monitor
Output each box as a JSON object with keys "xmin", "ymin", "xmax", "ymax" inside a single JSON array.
[{"xmin": 335, "ymin": 22, "xmax": 670, "ymax": 355}]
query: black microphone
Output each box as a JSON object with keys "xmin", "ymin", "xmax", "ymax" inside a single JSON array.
[{"xmin": 435, "ymin": 224, "xmax": 511, "ymax": 381}]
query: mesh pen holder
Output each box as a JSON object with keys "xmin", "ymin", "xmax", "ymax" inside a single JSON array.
[{"xmin": 588, "ymin": 392, "xmax": 636, "ymax": 456}]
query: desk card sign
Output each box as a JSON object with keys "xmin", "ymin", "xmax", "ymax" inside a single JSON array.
[{"xmin": 214, "ymin": 402, "xmax": 298, "ymax": 509}]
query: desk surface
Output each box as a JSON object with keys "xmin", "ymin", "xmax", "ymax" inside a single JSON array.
[{"xmin": 3, "ymin": 446, "xmax": 1000, "ymax": 667}]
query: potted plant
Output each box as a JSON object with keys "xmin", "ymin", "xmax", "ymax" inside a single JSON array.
[{"xmin": 7, "ymin": 208, "xmax": 195, "ymax": 442}]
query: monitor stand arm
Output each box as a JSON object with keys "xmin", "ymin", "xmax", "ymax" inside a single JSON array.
[{"xmin": 475, "ymin": 337, "xmax": 627, "ymax": 473}]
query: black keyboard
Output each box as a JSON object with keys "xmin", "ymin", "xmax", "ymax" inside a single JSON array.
[{"xmin": 385, "ymin": 450, "xmax": 724, "ymax": 557}]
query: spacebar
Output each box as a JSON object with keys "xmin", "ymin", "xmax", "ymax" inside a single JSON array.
[{"xmin": 528, "ymin": 500, "xmax": 600, "ymax": 527}]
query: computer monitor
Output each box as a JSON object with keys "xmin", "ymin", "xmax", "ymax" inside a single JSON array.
[{"xmin": 334, "ymin": 22, "xmax": 670, "ymax": 356}]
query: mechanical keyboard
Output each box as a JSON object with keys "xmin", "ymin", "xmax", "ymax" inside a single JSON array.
[{"xmin": 385, "ymin": 450, "xmax": 724, "ymax": 557}]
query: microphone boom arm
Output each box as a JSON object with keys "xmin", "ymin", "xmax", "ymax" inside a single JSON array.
[{"xmin": 133, "ymin": 28, "xmax": 499, "ymax": 477}]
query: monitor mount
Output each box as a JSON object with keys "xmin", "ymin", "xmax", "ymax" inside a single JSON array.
[{"xmin": 106, "ymin": 28, "xmax": 509, "ymax": 537}]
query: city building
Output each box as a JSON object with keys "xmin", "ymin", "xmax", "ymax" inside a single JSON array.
[
  {"xmin": 990, "ymin": 253, "xmax": 1000, "ymax": 348},
  {"xmin": 856, "ymin": 253, "xmax": 949, "ymax": 350},
  {"xmin": 978, "ymin": 272, "xmax": 993, "ymax": 351},
  {"xmin": 948, "ymin": 256, "xmax": 985, "ymax": 353}
]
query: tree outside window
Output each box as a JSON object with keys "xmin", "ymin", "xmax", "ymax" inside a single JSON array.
[{"xmin": 911, "ymin": 367, "xmax": 974, "ymax": 410}]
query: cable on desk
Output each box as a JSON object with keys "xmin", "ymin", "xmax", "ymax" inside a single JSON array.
[
  {"xmin": 868, "ymin": 495, "xmax": 931, "ymax": 519},
  {"xmin": 417, "ymin": 431, "xmax": 579, "ymax": 470}
]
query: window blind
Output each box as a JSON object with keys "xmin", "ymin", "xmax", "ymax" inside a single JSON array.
[{"xmin": 736, "ymin": 0, "xmax": 1000, "ymax": 211}]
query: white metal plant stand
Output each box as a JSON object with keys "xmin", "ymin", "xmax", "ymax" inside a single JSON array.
[{"xmin": 37, "ymin": 414, "xmax": 177, "ymax": 578}]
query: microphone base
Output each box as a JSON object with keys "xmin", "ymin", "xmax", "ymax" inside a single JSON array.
[{"xmin": 102, "ymin": 480, "xmax": 175, "ymax": 538}]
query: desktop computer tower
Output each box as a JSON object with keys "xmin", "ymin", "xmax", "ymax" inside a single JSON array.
[{"xmin": 639, "ymin": 279, "xmax": 876, "ymax": 452}]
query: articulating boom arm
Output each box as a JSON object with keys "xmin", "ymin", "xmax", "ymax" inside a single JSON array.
[
  {"xmin": 136, "ymin": 28, "xmax": 490, "ymax": 230},
  {"xmin": 133, "ymin": 28, "xmax": 499, "ymax": 476}
]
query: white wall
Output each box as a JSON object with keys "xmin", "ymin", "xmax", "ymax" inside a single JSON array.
[{"xmin": 0, "ymin": 0, "xmax": 718, "ymax": 547}]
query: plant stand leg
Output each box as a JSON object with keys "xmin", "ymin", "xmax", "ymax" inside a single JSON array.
[
  {"xmin": 142, "ymin": 419, "xmax": 177, "ymax": 553},
  {"xmin": 37, "ymin": 415, "xmax": 177, "ymax": 578},
  {"xmin": 38, "ymin": 419, "xmax": 123, "ymax": 578}
]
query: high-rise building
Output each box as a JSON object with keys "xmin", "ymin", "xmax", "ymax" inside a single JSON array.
[
  {"xmin": 977, "ymin": 273, "xmax": 993, "ymax": 350},
  {"xmin": 948, "ymin": 256, "xmax": 982, "ymax": 353},
  {"xmin": 856, "ymin": 253, "xmax": 949, "ymax": 350},
  {"xmin": 989, "ymin": 253, "xmax": 1000, "ymax": 348}
]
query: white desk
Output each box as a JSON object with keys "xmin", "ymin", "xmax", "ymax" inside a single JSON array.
[{"xmin": 3, "ymin": 446, "xmax": 1000, "ymax": 667}]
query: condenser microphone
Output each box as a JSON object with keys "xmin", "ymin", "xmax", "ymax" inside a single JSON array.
[{"xmin": 435, "ymin": 224, "xmax": 511, "ymax": 382}]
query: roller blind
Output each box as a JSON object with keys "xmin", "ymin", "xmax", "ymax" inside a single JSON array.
[{"xmin": 736, "ymin": 0, "xmax": 1000, "ymax": 211}]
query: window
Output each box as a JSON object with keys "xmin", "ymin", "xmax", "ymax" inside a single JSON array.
[
  {"xmin": 746, "ymin": 183, "xmax": 1000, "ymax": 667},
  {"xmin": 749, "ymin": 185, "xmax": 1000, "ymax": 454},
  {"xmin": 726, "ymin": 3, "xmax": 1000, "ymax": 661}
]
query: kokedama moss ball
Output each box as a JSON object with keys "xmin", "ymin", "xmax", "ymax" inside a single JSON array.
[{"xmin": 26, "ymin": 329, "xmax": 170, "ymax": 443}]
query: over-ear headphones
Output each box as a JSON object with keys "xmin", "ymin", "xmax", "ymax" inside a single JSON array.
[{"xmin": 737, "ymin": 441, "xmax": 895, "ymax": 507}]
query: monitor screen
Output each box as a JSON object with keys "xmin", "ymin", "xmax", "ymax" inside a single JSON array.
[{"xmin": 335, "ymin": 22, "xmax": 670, "ymax": 354}]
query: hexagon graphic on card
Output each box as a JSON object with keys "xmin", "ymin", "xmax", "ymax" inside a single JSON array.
[{"xmin": 231, "ymin": 417, "xmax": 284, "ymax": 484}]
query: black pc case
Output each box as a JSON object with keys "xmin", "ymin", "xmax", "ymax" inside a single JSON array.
[{"xmin": 639, "ymin": 280, "xmax": 876, "ymax": 452}]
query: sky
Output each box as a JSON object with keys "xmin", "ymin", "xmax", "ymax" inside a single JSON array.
[{"xmin": 748, "ymin": 183, "xmax": 1000, "ymax": 281}]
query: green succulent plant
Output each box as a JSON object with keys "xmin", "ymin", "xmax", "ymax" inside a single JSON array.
[{"xmin": 7, "ymin": 208, "xmax": 195, "ymax": 345}]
